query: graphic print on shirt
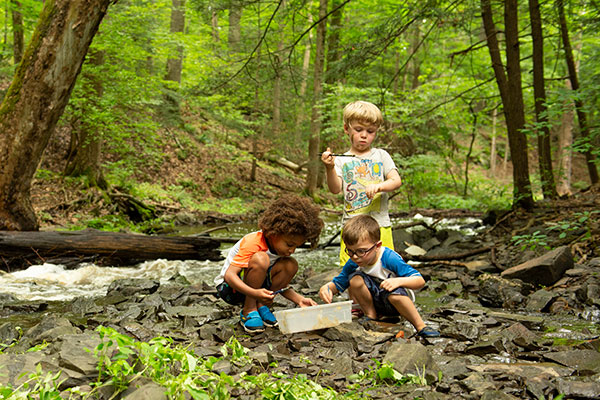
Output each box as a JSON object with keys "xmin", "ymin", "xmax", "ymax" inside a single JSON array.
[{"xmin": 341, "ymin": 158, "xmax": 384, "ymax": 215}]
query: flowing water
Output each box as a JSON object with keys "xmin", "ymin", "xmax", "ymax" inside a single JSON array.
[{"xmin": 0, "ymin": 215, "xmax": 484, "ymax": 302}]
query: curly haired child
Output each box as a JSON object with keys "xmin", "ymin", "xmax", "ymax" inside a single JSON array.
[{"xmin": 215, "ymin": 194, "xmax": 324, "ymax": 333}]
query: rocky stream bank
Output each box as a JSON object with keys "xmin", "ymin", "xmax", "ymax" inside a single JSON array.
[{"xmin": 0, "ymin": 202, "xmax": 599, "ymax": 399}]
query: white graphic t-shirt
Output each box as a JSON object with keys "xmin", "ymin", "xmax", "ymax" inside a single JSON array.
[{"xmin": 334, "ymin": 148, "xmax": 397, "ymax": 227}]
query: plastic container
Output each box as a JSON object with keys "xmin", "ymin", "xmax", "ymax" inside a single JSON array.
[{"xmin": 274, "ymin": 300, "xmax": 353, "ymax": 334}]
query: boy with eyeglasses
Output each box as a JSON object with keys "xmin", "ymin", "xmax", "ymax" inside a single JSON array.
[
  {"xmin": 318, "ymin": 214, "xmax": 440, "ymax": 338},
  {"xmin": 321, "ymin": 100, "xmax": 402, "ymax": 267}
]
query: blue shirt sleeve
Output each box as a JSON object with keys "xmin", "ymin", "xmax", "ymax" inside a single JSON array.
[
  {"xmin": 381, "ymin": 247, "xmax": 422, "ymax": 277},
  {"xmin": 331, "ymin": 260, "xmax": 359, "ymax": 293}
]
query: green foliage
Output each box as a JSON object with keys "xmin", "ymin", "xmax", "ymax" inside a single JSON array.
[
  {"xmin": 547, "ymin": 211, "xmax": 599, "ymax": 241},
  {"xmin": 511, "ymin": 230, "xmax": 550, "ymax": 252},
  {"xmin": 393, "ymin": 154, "xmax": 511, "ymax": 211}
]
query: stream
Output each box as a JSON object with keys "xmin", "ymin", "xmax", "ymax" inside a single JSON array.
[{"xmin": 0, "ymin": 215, "xmax": 480, "ymax": 302}]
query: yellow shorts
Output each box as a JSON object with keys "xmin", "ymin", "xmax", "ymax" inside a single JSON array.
[{"xmin": 339, "ymin": 226, "xmax": 394, "ymax": 266}]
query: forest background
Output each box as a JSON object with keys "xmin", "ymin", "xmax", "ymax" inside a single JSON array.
[{"xmin": 0, "ymin": 0, "xmax": 598, "ymax": 233}]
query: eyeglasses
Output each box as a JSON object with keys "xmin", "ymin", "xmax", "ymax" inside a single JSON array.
[{"xmin": 345, "ymin": 242, "xmax": 378, "ymax": 258}]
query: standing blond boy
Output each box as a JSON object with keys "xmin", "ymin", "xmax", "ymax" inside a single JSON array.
[{"xmin": 321, "ymin": 100, "xmax": 402, "ymax": 266}]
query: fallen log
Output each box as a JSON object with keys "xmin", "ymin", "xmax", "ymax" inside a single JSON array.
[{"xmin": 0, "ymin": 229, "xmax": 223, "ymax": 271}]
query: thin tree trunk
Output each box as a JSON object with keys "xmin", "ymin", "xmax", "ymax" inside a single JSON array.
[
  {"xmin": 318, "ymin": 0, "xmax": 343, "ymax": 188},
  {"xmin": 228, "ymin": 0, "xmax": 242, "ymax": 52},
  {"xmin": 272, "ymin": 0, "xmax": 286, "ymax": 135},
  {"xmin": 165, "ymin": 0, "xmax": 185, "ymax": 84},
  {"xmin": 10, "ymin": 0, "xmax": 22, "ymax": 64},
  {"xmin": 305, "ymin": 0, "xmax": 327, "ymax": 195},
  {"xmin": 64, "ymin": 50, "xmax": 108, "ymax": 190},
  {"xmin": 211, "ymin": 10, "xmax": 219, "ymax": 42},
  {"xmin": 251, "ymin": 2, "xmax": 262, "ymax": 182},
  {"xmin": 556, "ymin": 0, "xmax": 599, "ymax": 184},
  {"xmin": 0, "ymin": 0, "xmax": 112, "ymax": 231},
  {"xmin": 529, "ymin": 0, "xmax": 556, "ymax": 198},
  {"xmin": 556, "ymin": 79, "xmax": 574, "ymax": 196},
  {"xmin": 490, "ymin": 107, "xmax": 497, "ymax": 176},
  {"xmin": 481, "ymin": 0, "xmax": 533, "ymax": 209}
]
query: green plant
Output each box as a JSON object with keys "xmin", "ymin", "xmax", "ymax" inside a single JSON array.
[
  {"xmin": 511, "ymin": 230, "xmax": 550, "ymax": 251},
  {"xmin": 548, "ymin": 211, "xmax": 599, "ymax": 240}
]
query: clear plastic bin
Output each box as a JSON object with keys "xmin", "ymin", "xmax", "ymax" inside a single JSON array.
[{"xmin": 274, "ymin": 300, "xmax": 353, "ymax": 334}]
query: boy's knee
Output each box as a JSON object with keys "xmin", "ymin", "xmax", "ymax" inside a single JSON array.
[
  {"xmin": 248, "ymin": 252, "xmax": 270, "ymax": 271},
  {"xmin": 349, "ymin": 275, "xmax": 365, "ymax": 289}
]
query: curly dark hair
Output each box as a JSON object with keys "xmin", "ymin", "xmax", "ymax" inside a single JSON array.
[{"xmin": 258, "ymin": 194, "xmax": 324, "ymax": 248}]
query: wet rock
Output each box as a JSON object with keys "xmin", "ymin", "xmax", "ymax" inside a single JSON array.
[
  {"xmin": 20, "ymin": 315, "xmax": 81, "ymax": 349},
  {"xmin": 501, "ymin": 322, "xmax": 540, "ymax": 350},
  {"xmin": 501, "ymin": 246, "xmax": 573, "ymax": 286},
  {"xmin": 0, "ymin": 352, "xmax": 52, "ymax": 387},
  {"xmin": 382, "ymin": 342, "xmax": 440, "ymax": 382},
  {"xmin": 0, "ymin": 322, "xmax": 19, "ymax": 347},
  {"xmin": 106, "ymin": 278, "xmax": 160, "ymax": 298},
  {"xmin": 56, "ymin": 332, "xmax": 102, "ymax": 375},
  {"xmin": 121, "ymin": 378, "xmax": 168, "ymax": 400},
  {"xmin": 392, "ymin": 229, "xmax": 414, "ymax": 251},
  {"xmin": 477, "ymin": 274, "xmax": 532, "ymax": 308},
  {"xmin": 525, "ymin": 289, "xmax": 556, "ymax": 312},
  {"xmin": 556, "ymin": 379, "xmax": 600, "ymax": 399},
  {"xmin": 543, "ymin": 349, "xmax": 600, "ymax": 375}
]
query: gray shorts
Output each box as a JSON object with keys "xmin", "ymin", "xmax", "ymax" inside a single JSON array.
[{"xmin": 348, "ymin": 270, "xmax": 415, "ymax": 317}]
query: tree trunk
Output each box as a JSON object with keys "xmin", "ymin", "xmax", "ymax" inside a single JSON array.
[
  {"xmin": 557, "ymin": 80, "xmax": 574, "ymax": 196},
  {"xmin": 490, "ymin": 107, "xmax": 497, "ymax": 176},
  {"xmin": 165, "ymin": 0, "xmax": 185, "ymax": 84},
  {"xmin": 528, "ymin": 0, "xmax": 556, "ymax": 198},
  {"xmin": 0, "ymin": 0, "xmax": 112, "ymax": 231},
  {"xmin": 556, "ymin": 0, "xmax": 599, "ymax": 185},
  {"xmin": 481, "ymin": 0, "xmax": 533, "ymax": 209},
  {"xmin": 409, "ymin": 22, "xmax": 421, "ymax": 90},
  {"xmin": 0, "ymin": 229, "xmax": 222, "ymax": 271},
  {"xmin": 228, "ymin": 0, "xmax": 242, "ymax": 52},
  {"xmin": 318, "ymin": 0, "xmax": 343, "ymax": 188},
  {"xmin": 211, "ymin": 9, "xmax": 219, "ymax": 42},
  {"xmin": 11, "ymin": 0, "xmax": 23, "ymax": 64},
  {"xmin": 64, "ymin": 49, "xmax": 108, "ymax": 190},
  {"xmin": 272, "ymin": 0, "xmax": 286, "ymax": 136},
  {"xmin": 305, "ymin": 0, "xmax": 328, "ymax": 195}
]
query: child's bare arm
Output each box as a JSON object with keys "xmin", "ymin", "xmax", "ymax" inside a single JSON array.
[
  {"xmin": 282, "ymin": 289, "xmax": 317, "ymax": 307},
  {"xmin": 365, "ymin": 169, "xmax": 402, "ymax": 199},
  {"xmin": 321, "ymin": 148, "xmax": 342, "ymax": 194},
  {"xmin": 380, "ymin": 275, "xmax": 425, "ymax": 292}
]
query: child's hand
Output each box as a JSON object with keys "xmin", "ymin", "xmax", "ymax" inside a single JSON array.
[
  {"xmin": 380, "ymin": 278, "xmax": 402, "ymax": 292},
  {"xmin": 365, "ymin": 183, "xmax": 382, "ymax": 199},
  {"xmin": 298, "ymin": 297, "xmax": 317, "ymax": 307},
  {"xmin": 321, "ymin": 147, "xmax": 335, "ymax": 168},
  {"xmin": 319, "ymin": 283, "xmax": 334, "ymax": 303},
  {"xmin": 255, "ymin": 288, "xmax": 276, "ymax": 304}
]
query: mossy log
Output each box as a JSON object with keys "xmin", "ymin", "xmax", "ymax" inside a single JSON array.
[{"xmin": 0, "ymin": 229, "xmax": 222, "ymax": 271}]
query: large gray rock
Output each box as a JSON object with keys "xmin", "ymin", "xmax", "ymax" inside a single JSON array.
[
  {"xmin": 501, "ymin": 246, "xmax": 573, "ymax": 286},
  {"xmin": 382, "ymin": 342, "xmax": 440, "ymax": 380}
]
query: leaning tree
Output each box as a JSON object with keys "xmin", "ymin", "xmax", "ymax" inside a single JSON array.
[{"xmin": 0, "ymin": 0, "xmax": 113, "ymax": 231}]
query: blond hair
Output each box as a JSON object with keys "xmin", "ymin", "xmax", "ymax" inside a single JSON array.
[
  {"xmin": 342, "ymin": 215, "xmax": 381, "ymax": 246},
  {"xmin": 342, "ymin": 101, "xmax": 383, "ymax": 127}
]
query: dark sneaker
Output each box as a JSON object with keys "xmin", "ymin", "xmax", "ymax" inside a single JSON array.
[
  {"xmin": 416, "ymin": 326, "xmax": 440, "ymax": 338},
  {"xmin": 240, "ymin": 310, "xmax": 265, "ymax": 333},
  {"xmin": 257, "ymin": 306, "xmax": 278, "ymax": 327}
]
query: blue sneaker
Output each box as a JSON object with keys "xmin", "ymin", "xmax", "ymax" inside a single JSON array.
[
  {"xmin": 257, "ymin": 306, "xmax": 278, "ymax": 327},
  {"xmin": 416, "ymin": 326, "xmax": 440, "ymax": 338},
  {"xmin": 240, "ymin": 310, "xmax": 264, "ymax": 333}
]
